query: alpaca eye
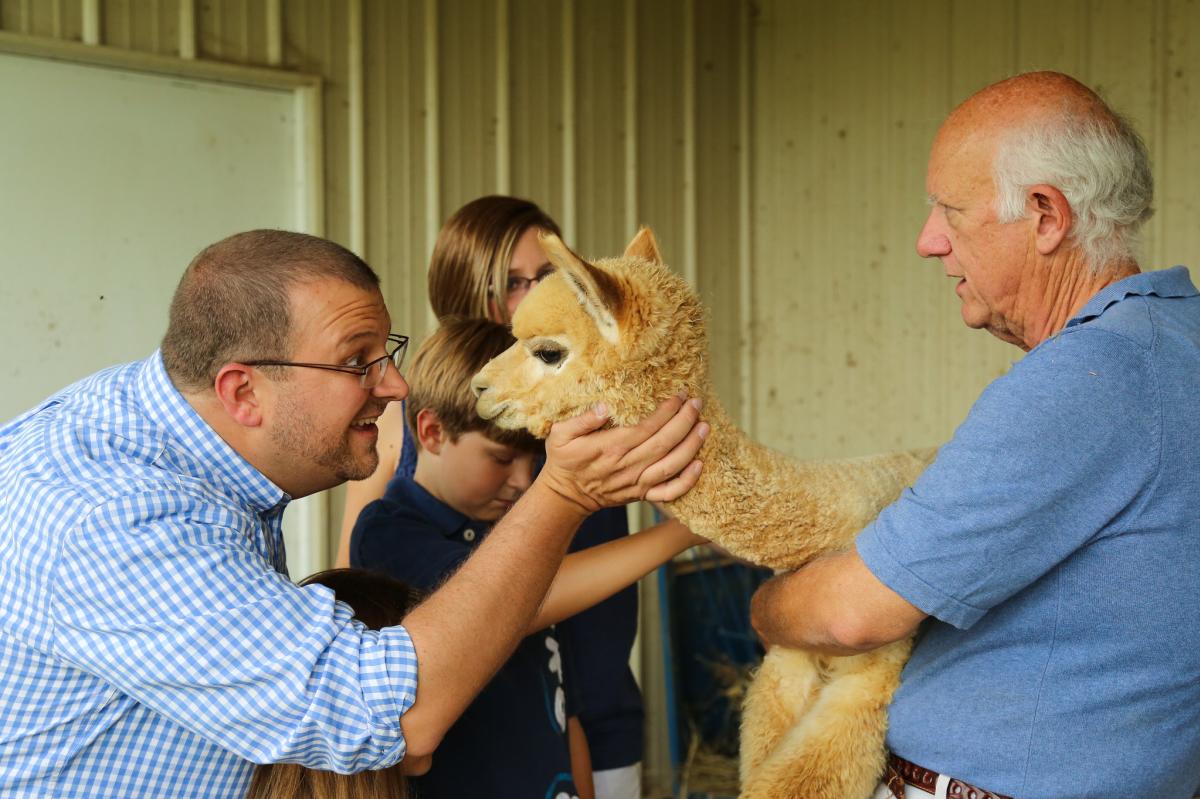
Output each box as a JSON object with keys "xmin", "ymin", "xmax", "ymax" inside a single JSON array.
[{"xmin": 534, "ymin": 348, "xmax": 564, "ymax": 366}]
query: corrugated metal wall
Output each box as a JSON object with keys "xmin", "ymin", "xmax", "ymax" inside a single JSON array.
[
  {"xmin": 751, "ymin": 0, "xmax": 1199, "ymax": 461},
  {"xmin": 0, "ymin": 0, "xmax": 753, "ymax": 426},
  {"xmin": 5, "ymin": 0, "xmax": 1198, "ymax": 456}
]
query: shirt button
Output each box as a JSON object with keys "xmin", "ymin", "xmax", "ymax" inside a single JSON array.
[{"xmin": 463, "ymin": 528, "xmax": 476, "ymax": 542}]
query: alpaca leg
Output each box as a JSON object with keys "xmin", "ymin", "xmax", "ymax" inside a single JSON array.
[
  {"xmin": 739, "ymin": 640, "xmax": 911, "ymax": 799},
  {"xmin": 738, "ymin": 648, "xmax": 822, "ymax": 786}
]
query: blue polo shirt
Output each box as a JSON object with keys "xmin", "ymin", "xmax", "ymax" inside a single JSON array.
[
  {"xmin": 396, "ymin": 435, "xmax": 641, "ymax": 770},
  {"xmin": 350, "ymin": 476, "xmax": 577, "ymax": 798},
  {"xmin": 857, "ymin": 267, "xmax": 1200, "ymax": 798}
]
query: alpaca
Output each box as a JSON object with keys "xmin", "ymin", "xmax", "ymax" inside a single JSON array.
[{"xmin": 471, "ymin": 228, "xmax": 936, "ymax": 799}]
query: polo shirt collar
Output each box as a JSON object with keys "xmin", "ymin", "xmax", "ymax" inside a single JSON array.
[
  {"xmin": 1066, "ymin": 266, "xmax": 1197, "ymax": 329},
  {"xmin": 390, "ymin": 476, "xmax": 490, "ymax": 544},
  {"xmin": 136, "ymin": 350, "xmax": 287, "ymax": 513}
]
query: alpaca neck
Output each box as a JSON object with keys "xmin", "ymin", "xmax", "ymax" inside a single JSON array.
[{"xmin": 659, "ymin": 385, "xmax": 935, "ymax": 571}]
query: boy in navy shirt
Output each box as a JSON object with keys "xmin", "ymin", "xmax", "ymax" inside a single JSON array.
[{"xmin": 351, "ymin": 318, "xmax": 703, "ymax": 798}]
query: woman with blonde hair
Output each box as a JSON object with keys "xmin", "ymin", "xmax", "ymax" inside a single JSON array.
[
  {"xmin": 336, "ymin": 195, "xmax": 561, "ymax": 567},
  {"xmin": 338, "ymin": 196, "xmax": 648, "ymax": 799}
]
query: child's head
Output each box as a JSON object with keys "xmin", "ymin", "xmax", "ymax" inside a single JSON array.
[
  {"xmin": 427, "ymin": 195, "xmax": 561, "ymax": 324},
  {"xmin": 406, "ymin": 318, "xmax": 543, "ymax": 521},
  {"xmin": 245, "ymin": 568, "xmax": 421, "ymax": 799}
]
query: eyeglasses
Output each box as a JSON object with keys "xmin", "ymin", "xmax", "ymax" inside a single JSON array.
[
  {"xmin": 502, "ymin": 266, "xmax": 556, "ymax": 296},
  {"xmin": 243, "ymin": 333, "xmax": 409, "ymax": 389}
]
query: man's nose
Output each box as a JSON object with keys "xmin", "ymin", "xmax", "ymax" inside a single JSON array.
[
  {"xmin": 373, "ymin": 362, "xmax": 409, "ymax": 403},
  {"xmin": 916, "ymin": 210, "xmax": 951, "ymax": 258}
]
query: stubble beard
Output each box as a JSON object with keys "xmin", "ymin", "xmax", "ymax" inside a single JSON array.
[{"xmin": 271, "ymin": 395, "xmax": 380, "ymax": 485}]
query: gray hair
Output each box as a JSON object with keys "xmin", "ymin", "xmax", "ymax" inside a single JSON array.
[{"xmin": 993, "ymin": 111, "xmax": 1154, "ymax": 272}]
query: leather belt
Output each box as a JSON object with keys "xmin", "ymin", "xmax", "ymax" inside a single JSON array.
[{"xmin": 885, "ymin": 753, "xmax": 1014, "ymax": 799}]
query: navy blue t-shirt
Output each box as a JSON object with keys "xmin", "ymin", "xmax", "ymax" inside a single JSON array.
[
  {"xmin": 396, "ymin": 431, "xmax": 642, "ymax": 770},
  {"xmin": 351, "ymin": 476, "xmax": 577, "ymax": 798}
]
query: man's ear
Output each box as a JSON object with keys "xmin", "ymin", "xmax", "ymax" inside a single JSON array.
[
  {"xmin": 1028, "ymin": 184, "xmax": 1072, "ymax": 256},
  {"xmin": 415, "ymin": 408, "xmax": 447, "ymax": 455},
  {"xmin": 213, "ymin": 364, "xmax": 264, "ymax": 427}
]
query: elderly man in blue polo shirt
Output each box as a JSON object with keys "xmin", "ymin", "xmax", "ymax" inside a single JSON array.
[
  {"xmin": 751, "ymin": 72, "xmax": 1200, "ymax": 798},
  {"xmin": 0, "ymin": 230, "xmax": 706, "ymax": 797}
]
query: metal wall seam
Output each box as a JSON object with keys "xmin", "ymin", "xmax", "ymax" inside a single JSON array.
[
  {"xmin": 737, "ymin": 0, "xmax": 754, "ymax": 435},
  {"xmin": 81, "ymin": 0, "xmax": 100, "ymax": 45},
  {"xmin": 423, "ymin": 0, "xmax": 440, "ymax": 332},
  {"xmin": 681, "ymin": 0, "xmax": 697, "ymax": 288},
  {"xmin": 178, "ymin": 0, "xmax": 195, "ymax": 59},
  {"xmin": 348, "ymin": 0, "xmax": 365, "ymax": 256},
  {"xmin": 623, "ymin": 0, "xmax": 637, "ymax": 236},
  {"xmin": 1151, "ymin": 0, "xmax": 1167, "ymax": 269},
  {"xmin": 561, "ymin": 0, "xmax": 576, "ymax": 245},
  {"xmin": 495, "ymin": 0, "xmax": 510, "ymax": 194},
  {"xmin": 266, "ymin": 0, "xmax": 283, "ymax": 66}
]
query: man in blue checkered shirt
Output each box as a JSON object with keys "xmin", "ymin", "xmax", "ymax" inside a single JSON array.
[{"xmin": 0, "ymin": 230, "xmax": 706, "ymax": 797}]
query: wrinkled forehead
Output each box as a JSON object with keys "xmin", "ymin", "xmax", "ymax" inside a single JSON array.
[
  {"xmin": 926, "ymin": 117, "xmax": 1001, "ymax": 197},
  {"xmin": 288, "ymin": 277, "xmax": 390, "ymax": 340}
]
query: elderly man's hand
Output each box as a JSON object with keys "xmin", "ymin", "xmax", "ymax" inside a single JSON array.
[{"xmin": 538, "ymin": 395, "xmax": 708, "ymax": 514}]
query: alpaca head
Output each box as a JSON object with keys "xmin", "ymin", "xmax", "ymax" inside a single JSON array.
[{"xmin": 472, "ymin": 228, "xmax": 709, "ymax": 438}]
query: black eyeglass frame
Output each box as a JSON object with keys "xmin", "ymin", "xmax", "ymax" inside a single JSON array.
[
  {"xmin": 489, "ymin": 266, "xmax": 557, "ymax": 297},
  {"xmin": 243, "ymin": 333, "xmax": 409, "ymax": 388}
]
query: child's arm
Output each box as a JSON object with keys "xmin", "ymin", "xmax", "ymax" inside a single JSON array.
[
  {"xmin": 528, "ymin": 519, "xmax": 705, "ymax": 632},
  {"xmin": 567, "ymin": 715, "xmax": 595, "ymax": 799}
]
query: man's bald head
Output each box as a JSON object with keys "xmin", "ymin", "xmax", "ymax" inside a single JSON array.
[
  {"xmin": 937, "ymin": 71, "xmax": 1153, "ymax": 272},
  {"xmin": 944, "ymin": 72, "xmax": 1110, "ymax": 138}
]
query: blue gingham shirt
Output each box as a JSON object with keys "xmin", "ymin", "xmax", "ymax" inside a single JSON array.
[{"xmin": 0, "ymin": 352, "xmax": 419, "ymax": 797}]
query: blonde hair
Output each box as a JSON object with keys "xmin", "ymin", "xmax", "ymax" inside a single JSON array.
[
  {"xmin": 246, "ymin": 764, "xmax": 407, "ymax": 799},
  {"xmin": 427, "ymin": 196, "xmax": 561, "ymax": 324},
  {"xmin": 404, "ymin": 318, "xmax": 542, "ymax": 454},
  {"xmin": 245, "ymin": 569, "xmax": 420, "ymax": 799}
]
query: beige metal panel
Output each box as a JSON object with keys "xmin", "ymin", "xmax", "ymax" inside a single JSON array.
[
  {"xmin": 874, "ymin": 0, "xmax": 997, "ymax": 455},
  {"xmin": 1014, "ymin": 0, "xmax": 1087, "ymax": 73},
  {"xmin": 508, "ymin": 0, "xmax": 565, "ymax": 227},
  {"xmin": 634, "ymin": 0, "xmax": 686, "ymax": 273},
  {"xmin": 438, "ymin": 0, "xmax": 500, "ymax": 216},
  {"xmin": 99, "ymin": 0, "xmax": 177, "ymax": 54},
  {"xmin": 1086, "ymin": 0, "xmax": 1162, "ymax": 266},
  {"xmin": 196, "ymin": 0, "xmax": 270, "ymax": 63},
  {"xmin": 1162, "ymin": 0, "xmax": 1200, "ymax": 266},
  {"xmin": 752, "ymin": 0, "xmax": 1008, "ymax": 460},
  {"xmin": 363, "ymin": 0, "xmax": 434, "ymax": 341},
  {"xmin": 573, "ymin": 0, "xmax": 630, "ymax": 257},
  {"xmin": 103, "ymin": 0, "xmax": 136, "ymax": 47},
  {"xmin": 948, "ymin": 1, "xmax": 1016, "ymax": 99},
  {"xmin": 19, "ymin": 0, "xmax": 76, "ymax": 39},
  {"xmin": 284, "ymin": 0, "xmax": 353, "ymax": 249},
  {"xmin": 0, "ymin": 0, "xmax": 23, "ymax": 33},
  {"xmin": 694, "ymin": 0, "xmax": 745, "ymax": 424}
]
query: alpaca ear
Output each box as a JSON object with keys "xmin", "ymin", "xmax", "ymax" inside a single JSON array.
[
  {"xmin": 539, "ymin": 233, "xmax": 624, "ymax": 344},
  {"xmin": 623, "ymin": 226, "xmax": 663, "ymax": 264}
]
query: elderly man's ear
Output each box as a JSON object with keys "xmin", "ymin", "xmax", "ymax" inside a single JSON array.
[
  {"xmin": 213, "ymin": 364, "xmax": 265, "ymax": 427},
  {"xmin": 1029, "ymin": 184, "xmax": 1073, "ymax": 256}
]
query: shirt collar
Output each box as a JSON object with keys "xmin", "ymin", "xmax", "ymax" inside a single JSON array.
[
  {"xmin": 389, "ymin": 476, "xmax": 490, "ymax": 543},
  {"xmin": 136, "ymin": 350, "xmax": 288, "ymax": 513},
  {"xmin": 1066, "ymin": 266, "xmax": 1198, "ymax": 329}
]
